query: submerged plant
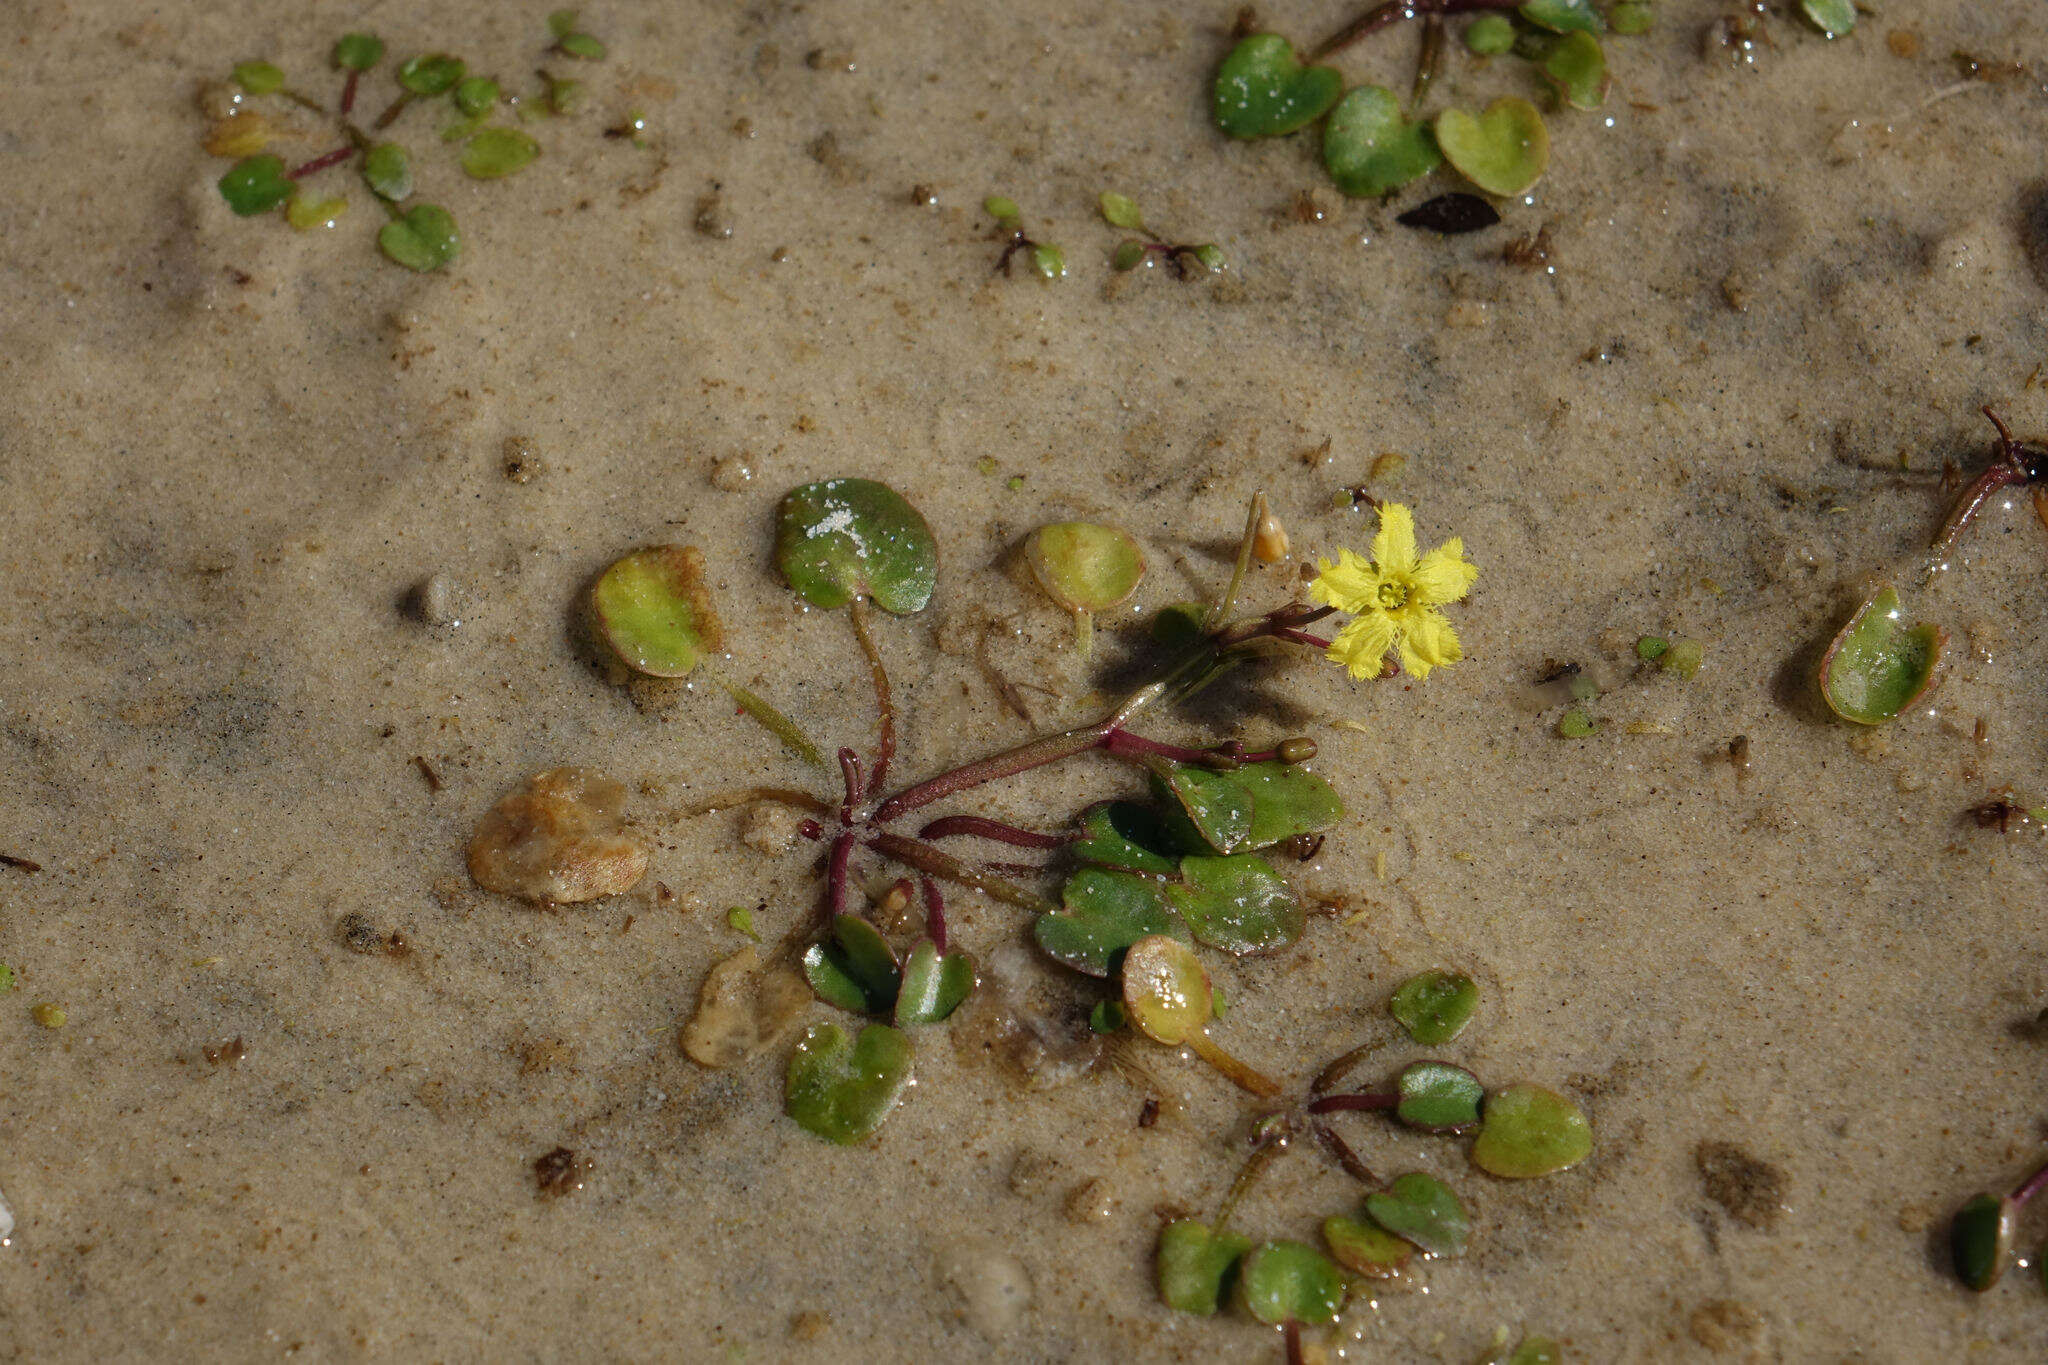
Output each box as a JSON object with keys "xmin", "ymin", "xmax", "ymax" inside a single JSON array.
[
  {"xmin": 1098, "ymin": 192, "xmax": 1225, "ymax": 277},
  {"xmin": 1948, "ymin": 1157, "xmax": 2048, "ymax": 1292},
  {"xmin": 202, "ymin": 13, "xmax": 626, "ymax": 271},
  {"xmin": 985, "ymin": 196, "xmax": 1066, "ymax": 279}
]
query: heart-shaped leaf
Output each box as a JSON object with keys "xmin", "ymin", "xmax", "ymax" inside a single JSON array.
[
  {"xmin": 454, "ymin": 76, "xmax": 501, "ymax": 116},
  {"xmin": 784, "ymin": 1021, "xmax": 912, "ymax": 1144},
  {"xmin": 1389, "ymin": 969, "xmax": 1478, "ymax": 1045},
  {"xmin": 1395, "ymin": 1061, "xmax": 1485, "ymax": 1132},
  {"xmin": 1950, "ymin": 1193, "xmax": 2010, "ymax": 1291},
  {"xmin": 1539, "ymin": 31, "xmax": 1608, "ymax": 109},
  {"xmin": 218, "ymin": 155, "xmax": 293, "ymax": 216},
  {"xmin": 802, "ymin": 914, "xmax": 902, "ymax": 1014},
  {"xmin": 1071, "ymin": 802, "xmax": 1180, "ymax": 876},
  {"xmin": 1365, "ymin": 1172, "xmax": 1471, "ymax": 1258},
  {"xmin": 895, "ymin": 940, "xmax": 974, "ymax": 1025},
  {"xmin": 378, "ymin": 204, "xmax": 460, "ymax": 272},
  {"xmin": 1169, "ymin": 854, "xmax": 1304, "ymax": 955},
  {"xmin": 1818, "ymin": 586, "xmax": 1944, "ymax": 724},
  {"xmin": 1519, "ymin": 0, "xmax": 1605, "ymax": 33},
  {"xmin": 1025, "ymin": 522, "xmax": 1145, "ymax": 614},
  {"xmin": 1157, "ymin": 1220, "xmax": 1251, "ymax": 1315},
  {"xmin": 397, "ymin": 52, "xmax": 466, "ymax": 95},
  {"xmin": 1323, "ymin": 85, "xmax": 1442, "ymax": 198},
  {"xmin": 1436, "ymin": 99, "xmax": 1550, "ymax": 198},
  {"xmin": 774, "ymin": 478, "xmax": 939, "ymax": 614},
  {"xmin": 1036, "ymin": 869, "xmax": 1183, "ymax": 977},
  {"xmin": 1150, "ymin": 762, "xmax": 1252, "ymax": 854},
  {"xmin": 1212, "ymin": 35, "xmax": 1344, "ymax": 140},
  {"xmin": 1235, "ymin": 761, "xmax": 1343, "ymax": 850},
  {"xmin": 590, "ymin": 545, "xmax": 723, "ymax": 677},
  {"xmin": 1473, "ymin": 1083, "xmax": 1593, "ymax": 1177},
  {"xmin": 1236, "ymin": 1240, "xmax": 1347, "ymax": 1326},
  {"xmin": 1322, "ymin": 1214, "xmax": 1413, "ymax": 1279},
  {"xmin": 1120, "ymin": 934, "xmax": 1212, "ymax": 1043},
  {"xmin": 363, "ymin": 142, "xmax": 412, "ymax": 200},
  {"xmin": 1465, "ymin": 13, "xmax": 1517, "ymax": 52},
  {"xmin": 1799, "ymin": 0, "xmax": 1855, "ymax": 37},
  {"xmin": 462, "ymin": 126, "xmax": 540, "ymax": 179}
]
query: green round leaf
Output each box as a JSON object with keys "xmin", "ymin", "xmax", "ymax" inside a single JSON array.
[
  {"xmin": 233, "ymin": 60, "xmax": 285, "ymax": 95},
  {"xmin": 1191, "ymin": 243, "xmax": 1225, "ymax": 272},
  {"xmin": 1322, "ymin": 1214, "xmax": 1413, "ymax": 1279},
  {"xmin": 362, "ymin": 142, "xmax": 412, "ymax": 201},
  {"xmin": 1026, "ymin": 522, "xmax": 1145, "ymax": 616},
  {"xmin": 983, "ymin": 195, "xmax": 1021, "ymax": 224},
  {"xmin": 1611, "ymin": 3, "xmax": 1654, "ymax": 34},
  {"xmin": 1071, "ymin": 801, "xmax": 1181, "ymax": 876},
  {"xmin": 1089, "ymin": 999, "xmax": 1127, "ymax": 1034},
  {"xmin": 1213, "ymin": 35, "xmax": 1344, "ymax": 140},
  {"xmin": 545, "ymin": 75, "xmax": 585, "ymax": 114},
  {"xmin": 1389, "ymin": 969, "xmax": 1478, "ymax": 1045},
  {"xmin": 1323, "ymin": 85, "xmax": 1443, "ymax": 199},
  {"xmin": 1112, "ymin": 239, "xmax": 1147, "ymax": 271},
  {"xmin": 1029, "ymin": 243, "xmax": 1066, "ymax": 279},
  {"xmin": 1234, "ymin": 761, "xmax": 1343, "ymax": 850},
  {"xmin": 397, "ymin": 53, "xmax": 466, "ymax": 96},
  {"xmin": 1150, "ymin": 762, "xmax": 1252, "ymax": 854},
  {"xmin": 1436, "ymin": 99, "xmax": 1550, "ymax": 197},
  {"xmin": 217, "ymin": 155, "xmax": 292, "ymax": 216},
  {"xmin": 1168, "ymin": 853, "xmax": 1304, "ymax": 956},
  {"xmin": 334, "ymin": 34, "xmax": 385, "ymax": 71},
  {"xmin": 1157, "ymin": 1220, "xmax": 1251, "ymax": 1315},
  {"xmin": 1036, "ymin": 868, "xmax": 1183, "ymax": 977},
  {"xmin": 1465, "ymin": 13, "xmax": 1517, "ymax": 53},
  {"xmin": 802, "ymin": 915, "xmax": 902, "ymax": 1014},
  {"xmin": 1365, "ymin": 1172, "xmax": 1472, "ymax": 1258},
  {"xmin": 895, "ymin": 941, "xmax": 974, "ymax": 1025},
  {"xmin": 559, "ymin": 31, "xmax": 607, "ymax": 59},
  {"xmin": 1121, "ymin": 934, "xmax": 1212, "ymax": 1044},
  {"xmin": 589, "ymin": 545, "xmax": 723, "ymax": 677},
  {"xmin": 774, "ymin": 478, "xmax": 939, "ymax": 615},
  {"xmin": 462, "ymin": 126, "xmax": 541, "ymax": 179},
  {"xmin": 784, "ymin": 1022, "xmax": 913, "ymax": 1144},
  {"xmin": 1818, "ymin": 586, "xmax": 1944, "ymax": 725},
  {"xmin": 1395, "ymin": 1061, "xmax": 1485, "ymax": 1132},
  {"xmin": 1473, "ymin": 1084, "xmax": 1593, "ymax": 1178},
  {"xmin": 1519, "ymin": 0, "xmax": 1605, "ymax": 34},
  {"xmin": 1510, "ymin": 1336, "xmax": 1564, "ymax": 1365},
  {"xmin": 1799, "ymin": 0, "xmax": 1855, "ymax": 37},
  {"xmin": 1951, "ymin": 1193, "xmax": 2010, "ymax": 1291},
  {"xmin": 286, "ymin": 193, "xmax": 348, "ymax": 231},
  {"xmin": 1099, "ymin": 191, "xmax": 1145, "ymax": 231},
  {"xmin": 453, "ymin": 76, "xmax": 501, "ymax": 116},
  {"xmin": 547, "ymin": 8, "xmax": 580, "ymax": 39},
  {"xmin": 1236, "ymin": 1240, "xmax": 1346, "ymax": 1326},
  {"xmin": 1539, "ymin": 31, "xmax": 1608, "ymax": 110},
  {"xmin": 1150, "ymin": 601, "xmax": 1208, "ymax": 647},
  {"xmin": 378, "ymin": 204, "xmax": 460, "ymax": 271}
]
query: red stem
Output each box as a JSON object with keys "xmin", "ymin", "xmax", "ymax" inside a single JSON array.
[
  {"xmin": 340, "ymin": 69, "xmax": 360, "ymax": 116},
  {"xmin": 1311, "ymin": 0, "xmax": 1523, "ymax": 59},
  {"xmin": 826, "ymin": 833, "xmax": 855, "ymax": 920},
  {"xmin": 917, "ymin": 815, "xmax": 1070, "ymax": 849},
  {"xmin": 848, "ymin": 599, "xmax": 896, "ymax": 795},
  {"xmin": 288, "ymin": 146, "xmax": 355, "ymax": 179},
  {"xmin": 1308, "ymin": 1120, "xmax": 1380, "ymax": 1185},
  {"xmin": 2011, "ymin": 1157, "xmax": 2048, "ymax": 1210},
  {"xmin": 865, "ymin": 832, "xmax": 1059, "ymax": 914},
  {"xmin": 919, "ymin": 876, "xmax": 948, "ymax": 954},
  {"xmin": 837, "ymin": 748, "xmax": 864, "ymax": 822},
  {"xmin": 1932, "ymin": 462, "xmax": 2026, "ymax": 556},
  {"xmin": 1284, "ymin": 1320, "xmax": 1304, "ymax": 1365},
  {"xmin": 1270, "ymin": 627, "xmax": 1334, "ymax": 649},
  {"xmin": 1307, "ymin": 1091, "xmax": 1399, "ymax": 1115}
]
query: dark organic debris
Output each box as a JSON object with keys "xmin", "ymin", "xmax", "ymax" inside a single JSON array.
[
  {"xmin": 1696, "ymin": 1139, "xmax": 1788, "ymax": 1230},
  {"xmin": 534, "ymin": 1145, "xmax": 591, "ymax": 1197},
  {"xmin": 1396, "ymin": 193, "xmax": 1501, "ymax": 235}
]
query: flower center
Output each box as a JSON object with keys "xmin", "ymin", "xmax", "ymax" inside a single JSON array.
[{"xmin": 1376, "ymin": 578, "xmax": 1409, "ymax": 611}]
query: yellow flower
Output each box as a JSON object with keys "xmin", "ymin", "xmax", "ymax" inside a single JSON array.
[{"xmin": 1310, "ymin": 503, "xmax": 1478, "ymax": 681}]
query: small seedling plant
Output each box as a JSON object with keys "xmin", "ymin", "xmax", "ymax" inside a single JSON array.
[
  {"xmin": 201, "ymin": 11, "xmax": 620, "ymax": 272},
  {"xmin": 576, "ymin": 477, "xmax": 1589, "ymax": 1357}
]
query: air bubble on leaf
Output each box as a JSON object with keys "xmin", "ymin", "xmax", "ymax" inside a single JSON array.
[
  {"xmin": 1233, "ymin": 761, "xmax": 1343, "ymax": 851},
  {"xmin": 774, "ymin": 478, "xmax": 939, "ymax": 615},
  {"xmin": 1030, "ymin": 243, "xmax": 1066, "ymax": 279},
  {"xmin": 217, "ymin": 154, "xmax": 292, "ymax": 216},
  {"xmin": 286, "ymin": 193, "xmax": 348, "ymax": 231},
  {"xmin": 1473, "ymin": 1083, "xmax": 1593, "ymax": 1178},
  {"xmin": 784, "ymin": 1021, "xmax": 913, "ymax": 1144},
  {"xmin": 1150, "ymin": 761, "xmax": 1252, "ymax": 854},
  {"xmin": 1036, "ymin": 868, "xmax": 1184, "ymax": 977},
  {"xmin": 1120, "ymin": 934, "xmax": 1213, "ymax": 1044},
  {"xmin": 1799, "ymin": 0, "xmax": 1855, "ymax": 37},
  {"xmin": 589, "ymin": 545, "xmax": 723, "ymax": 677},
  {"xmin": 1322, "ymin": 1214, "xmax": 1413, "ymax": 1279}
]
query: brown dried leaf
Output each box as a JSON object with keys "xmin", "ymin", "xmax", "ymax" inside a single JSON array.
[{"xmin": 467, "ymin": 768, "xmax": 649, "ymax": 904}]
